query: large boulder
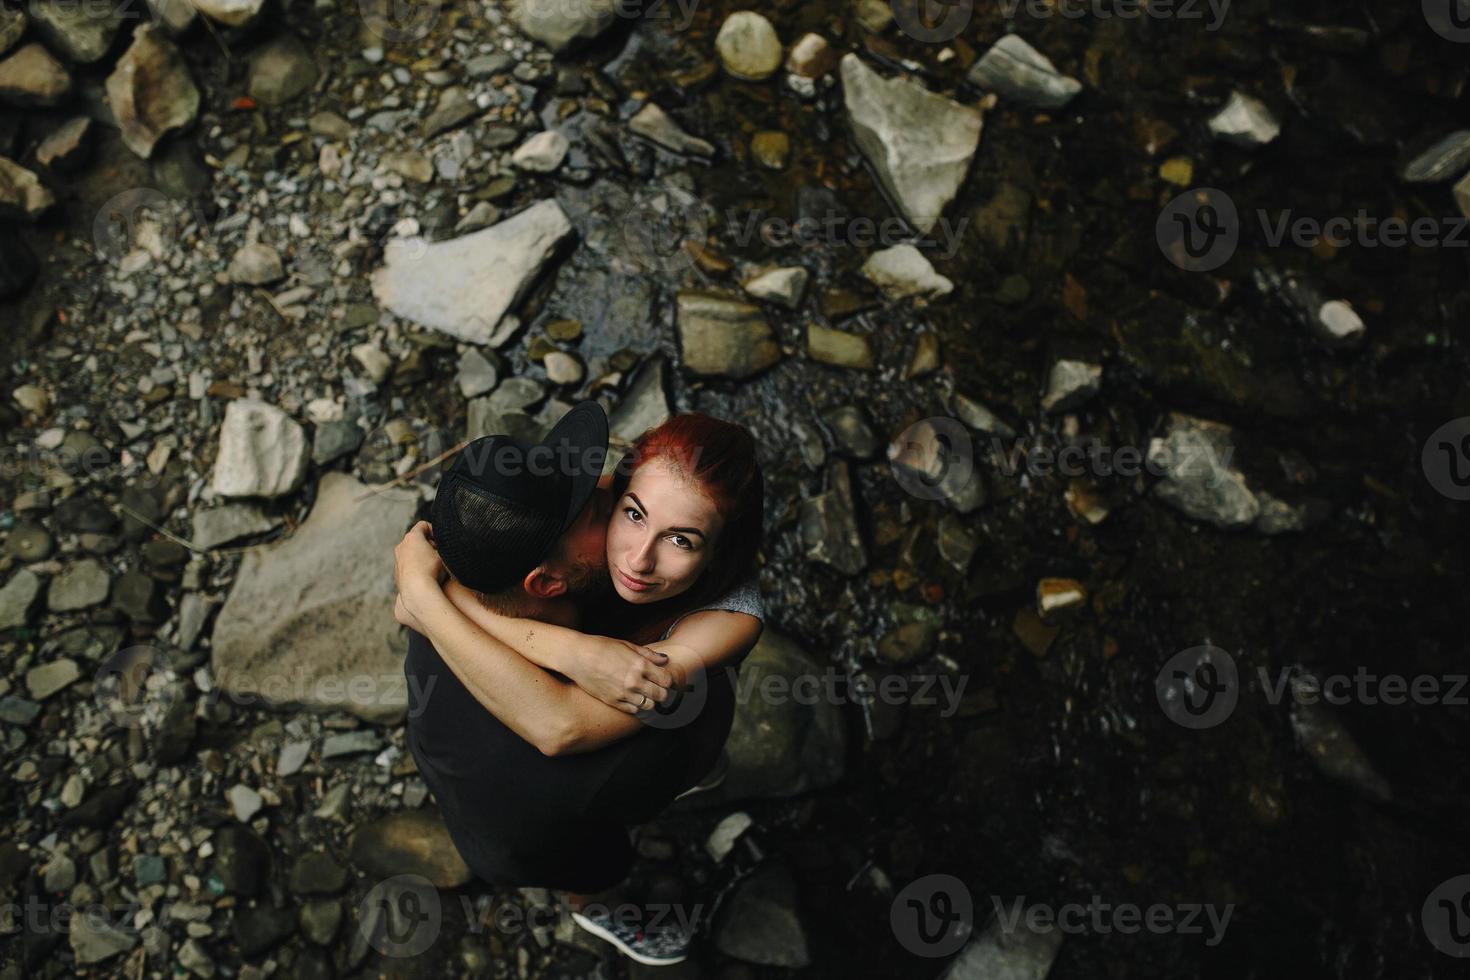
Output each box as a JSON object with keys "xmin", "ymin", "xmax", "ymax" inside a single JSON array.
[
  {"xmin": 210, "ymin": 473, "xmax": 416, "ymax": 724},
  {"xmin": 841, "ymin": 54, "xmax": 983, "ymax": 235},
  {"xmin": 372, "ymin": 199, "xmax": 574, "ymax": 345},
  {"xmin": 698, "ymin": 629, "xmax": 846, "ymax": 804},
  {"xmin": 349, "ymin": 809, "xmax": 472, "ymax": 888},
  {"xmin": 105, "ymin": 25, "xmax": 200, "ymax": 159}
]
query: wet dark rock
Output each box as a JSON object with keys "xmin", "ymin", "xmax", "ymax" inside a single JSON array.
[
  {"xmin": 234, "ymin": 903, "xmax": 297, "ymax": 956},
  {"xmin": 349, "ymin": 809, "xmax": 472, "ymax": 888},
  {"xmin": 0, "ymin": 225, "xmax": 36, "ymax": 298},
  {"xmin": 0, "ymin": 43, "xmax": 72, "ymax": 107},
  {"xmin": 288, "ymin": 851, "xmax": 349, "ymax": 895},
  {"xmin": 820, "ymin": 405, "xmax": 879, "ymax": 459},
  {"xmin": 968, "ymin": 34, "xmax": 1082, "ymax": 109},
  {"xmin": 799, "ymin": 462, "xmax": 867, "ymax": 574},
  {"xmin": 1289, "ymin": 675, "xmax": 1392, "ymax": 803},
  {"xmin": 141, "ymin": 538, "xmax": 189, "ymax": 571},
  {"xmin": 714, "ymin": 862, "xmax": 810, "ymax": 967},
  {"xmin": 0, "ymin": 695, "xmax": 40, "ymax": 725},
  {"xmin": 60, "ymin": 782, "xmax": 133, "ymax": 829},
  {"xmin": 312, "ymin": 420, "xmax": 364, "ymax": 466},
  {"xmin": 211, "ymin": 826, "xmax": 272, "ymax": 896},
  {"xmin": 299, "ymin": 898, "xmax": 341, "ymax": 945},
  {"xmin": 248, "ymin": 34, "xmax": 316, "ymax": 106},
  {"xmin": 1147, "ymin": 412, "xmax": 1259, "ymax": 529},
  {"xmin": 53, "ymin": 495, "xmax": 116, "ymax": 534},
  {"xmin": 154, "ymin": 694, "xmax": 196, "ymax": 765},
  {"xmin": 28, "ymin": 0, "xmax": 124, "ymax": 64},
  {"xmin": 112, "ymin": 570, "xmax": 168, "ymax": 622},
  {"xmin": 0, "ymin": 569, "xmax": 43, "ymax": 628},
  {"xmin": 48, "ymin": 558, "xmax": 111, "ymax": 612}
]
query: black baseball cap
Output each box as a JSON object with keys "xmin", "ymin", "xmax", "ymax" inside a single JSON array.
[{"xmin": 431, "ymin": 400, "xmax": 609, "ymax": 594}]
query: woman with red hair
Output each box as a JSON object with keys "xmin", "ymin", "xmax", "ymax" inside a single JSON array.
[{"xmin": 394, "ymin": 411, "xmax": 765, "ymax": 965}]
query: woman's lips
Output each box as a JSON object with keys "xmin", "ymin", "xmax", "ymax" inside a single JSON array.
[{"xmin": 616, "ymin": 567, "xmax": 653, "ymax": 592}]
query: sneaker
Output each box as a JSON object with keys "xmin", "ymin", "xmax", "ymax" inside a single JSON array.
[
  {"xmin": 571, "ymin": 906, "xmax": 690, "ymax": 966},
  {"xmin": 674, "ymin": 748, "xmax": 729, "ymax": 802}
]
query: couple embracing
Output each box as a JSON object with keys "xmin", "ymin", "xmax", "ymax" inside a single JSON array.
[{"xmin": 393, "ymin": 400, "xmax": 765, "ymax": 965}]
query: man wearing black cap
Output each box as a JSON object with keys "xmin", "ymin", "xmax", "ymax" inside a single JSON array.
[{"xmin": 396, "ymin": 402, "xmax": 702, "ymax": 913}]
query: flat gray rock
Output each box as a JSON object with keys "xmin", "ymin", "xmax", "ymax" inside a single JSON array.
[
  {"xmin": 69, "ymin": 911, "xmax": 137, "ymax": 965},
  {"xmin": 842, "ymin": 54, "xmax": 983, "ymax": 235},
  {"xmin": 510, "ymin": 0, "xmax": 618, "ymax": 52},
  {"xmin": 191, "ymin": 503, "xmax": 282, "ymax": 550},
  {"xmin": 609, "ymin": 356, "xmax": 671, "ymax": 445},
  {"xmin": 0, "ymin": 569, "xmax": 43, "ymax": 628},
  {"xmin": 677, "ymin": 291, "xmax": 781, "ymax": 379},
  {"xmin": 714, "ymin": 863, "xmax": 811, "ymax": 967},
  {"xmin": 799, "ymin": 462, "xmax": 868, "ymax": 573},
  {"xmin": 967, "ymin": 33, "xmax": 1082, "ymax": 110},
  {"xmin": 1147, "ymin": 412, "xmax": 1259, "ymax": 530},
  {"xmin": 210, "ymin": 473, "xmax": 416, "ymax": 723},
  {"xmin": 372, "ymin": 199, "xmax": 574, "ymax": 345},
  {"xmin": 48, "ymin": 559, "xmax": 111, "ymax": 612},
  {"xmin": 106, "ymin": 25, "xmax": 199, "ymax": 159},
  {"xmin": 248, "ymin": 34, "xmax": 316, "ymax": 106},
  {"xmin": 628, "ymin": 102, "xmax": 715, "ymax": 158}
]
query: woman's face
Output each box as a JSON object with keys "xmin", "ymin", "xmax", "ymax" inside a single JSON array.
[{"xmin": 606, "ymin": 457, "xmax": 723, "ymax": 604}]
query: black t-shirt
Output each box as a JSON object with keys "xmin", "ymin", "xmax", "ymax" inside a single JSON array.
[{"xmin": 403, "ymin": 628, "xmax": 739, "ymax": 892}]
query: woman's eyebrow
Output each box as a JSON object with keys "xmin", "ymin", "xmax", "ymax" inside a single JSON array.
[{"xmin": 626, "ymin": 492, "xmax": 707, "ymax": 539}]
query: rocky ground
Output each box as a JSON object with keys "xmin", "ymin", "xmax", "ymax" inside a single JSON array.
[{"xmin": 2, "ymin": 0, "xmax": 1469, "ymax": 978}]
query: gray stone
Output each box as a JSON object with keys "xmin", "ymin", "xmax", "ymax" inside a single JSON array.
[
  {"xmin": 714, "ymin": 863, "xmax": 810, "ymax": 967},
  {"xmin": 0, "ymin": 569, "xmax": 43, "ymax": 627},
  {"xmin": 1399, "ymin": 131, "xmax": 1470, "ymax": 183},
  {"xmin": 69, "ymin": 909, "xmax": 137, "ymax": 964},
  {"xmin": 0, "ymin": 695, "xmax": 40, "ymax": 725},
  {"xmin": 861, "ymin": 244, "xmax": 953, "ymax": 300},
  {"xmin": 887, "ymin": 418, "xmax": 985, "ymax": 514},
  {"xmin": 299, "ymin": 898, "xmax": 341, "ymax": 945},
  {"xmin": 248, "ymin": 34, "xmax": 316, "ymax": 107},
  {"xmin": 1039, "ymin": 359, "xmax": 1101, "ymax": 413},
  {"xmin": 799, "ymin": 462, "xmax": 867, "ymax": 574},
  {"xmin": 28, "ymin": 0, "xmax": 123, "ymax": 64},
  {"xmin": 950, "ymin": 392, "xmax": 1015, "ymax": 438},
  {"xmin": 542, "ymin": 350, "xmax": 584, "ymax": 385},
  {"xmin": 1147, "ymin": 412, "xmax": 1259, "ymax": 530},
  {"xmin": 177, "ymin": 938, "xmax": 213, "ymax": 976},
  {"xmin": 288, "ymin": 852, "xmax": 349, "ymax": 895},
  {"xmin": 456, "ymin": 348, "xmax": 499, "ymax": 399},
  {"xmin": 106, "ymin": 25, "xmax": 200, "ymax": 159},
  {"xmin": 227, "ymin": 783, "xmax": 263, "ymax": 822},
  {"xmin": 133, "ymin": 854, "xmax": 166, "ymax": 885},
  {"xmin": 510, "ymin": 0, "xmax": 618, "ymax": 53},
  {"xmin": 175, "ymin": 592, "xmax": 212, "ymax": 650},
  {"xmin": 372, "ymin": 199, "xmax": 574, "ymax": 345},
  {"xmin": 820, "ymin": 405, "xmax": 878, "ymax": 459},
  {"xmin": 511, "ymin": 129, "xmax": 569, "ymax": 172},
  {"xmin": 705, "ymin": 630, "xmax": 846, "ymax": 802},
  {"xmin": 0, "ymin": 43, "xmax": 72, "ymax": 107},
  {"xmin": 716, "ymin": 11, "xmax": 782, "ymax": 81},
  {"xmin": 276, "ymin": 739, "xmax": 311, "ymax": 776},
  {"xmin": 742, "ymin": 266, "xmax": 808, "ymax": 309},
  {"xmin": 36, "ymin": 116, "xmax": 93, "ymax": 172},
  {"xmin": 1208, "ymin": 91, "xmax": 1280, "ymax": 148},
  {"xmin": 321, "ymin": 730, "xmax": 381, "ymax": 759},
  {"xmin": 49, "ymin": 559, "xmax": 111, "ymax": 611},
  {"xmin": 420, "ymin": 85, "xmax": 477, "ymax": 138},
  {"xmin": 677, "ymin": 292, "xmax": 782, "ymax": 379},
  {"xmin": 628, "ymin": 103, "xmax": 715, "ymax": 158},
  {"xmin": 144, "ymin": 0, "xmax": 197, "ymax": 34},
  {"xmin": 807, "ymin": 323, "xmax": 875, "ymax": 370},
  {"xmin": 466, "ymin": 52, "xmax": 513, "ymax": 78},
  {"xmin": 211, "ymin": 399, "xmax": 308, "ymax": 499},
  {"xmin": 26, "ymin": 658, "xmax": 80, "ymax": 699},
  {"xmin": 44, "ymin": 853, "xmax": 77, "ymax": 892},
  {"xmin": 113, "ymin": 571, "xmax": 168, "ymax": 623},
  {"xmin": 967, "ymin": 33, "xmax": 1082, "ymax": 109},
  {"xmin": 349, "ymin": 809, "xmax": 473, "ymax": 888},
  {"xmin": 233, "ymin": 903, "xmax": 295, "ymax": 957},
  {"xmin": 609, "ymin": 357, "xmax": 670, "ymax": 445},
  {"xmin": 842, "ymin": 54, "xmax": 983, "ymax": 235},
  {"xmin": 191, "ymin": 0, "xmax": 265, "ymax": 27},
  {"xmin": 191, "ymin": 503, "xmax": 282, "ymax": 550},
  {"xmin": 941, "ymin": 914, "xmax": 1063, "ymax": 980},
  {"xmin": 227, "ymin": 243, "xmax": 284, "ymax": 285},
  {"xmin": 313, "ymin": 419, "xmax": 364, "ymax": 466},
  {"xmin": 211, "ymin": 473, "xmax": 416, "ymax": 723},
  {"xmin": 0, "ymin": 157, "xmax": 53, "ymax": 220}
]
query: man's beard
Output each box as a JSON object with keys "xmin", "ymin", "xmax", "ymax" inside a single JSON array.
[{"xmin": 561, "ymin": 556, "xmax": 614, "ymax": 601}]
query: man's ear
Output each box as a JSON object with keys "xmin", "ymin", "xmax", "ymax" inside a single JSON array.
[{"xmin": 523, "ymin": 566, "xmax": 568, "ymax": 600}]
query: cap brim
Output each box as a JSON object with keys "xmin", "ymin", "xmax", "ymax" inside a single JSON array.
[{"xmin": 539, "ymin": 401, "xmax": 609, "ymax": 533}]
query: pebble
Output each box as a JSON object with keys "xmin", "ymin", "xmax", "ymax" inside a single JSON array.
[
  {"xmin": 1039, "ymin": 360, "xmax": 1102, "ymax": 413},
  {"xmin": 750, "ymin": 130, "xmax": 790, "ymax": 170},
  {"xmin": 227, "ymin": 243, "xmax": 284, "ymax": 286},
  {"xmin": 512, "ymin": 129, "xmax": 570, "ymax": 172},
  {"xmin": 543, "ymin": 350, "xmax": 584, "ymax": 385},
  {"xmin": 807, "ymin": 324, "xmax": 876, "ymax": 370},
  {"xmin": 227, "ymin": 784, "xmax": 264, "ymax": 823},
  {"xmin": 716, "ymin": 12, "xmax": 783, "ymax": 81},
  {"xmin": 1208, "ymin": 91, "xmax": 1281, "ymax": 148}
]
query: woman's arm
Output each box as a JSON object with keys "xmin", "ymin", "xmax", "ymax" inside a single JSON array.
[{"xmin": 441, "ymin": 582, "xmax": 677, "ymax": 713}]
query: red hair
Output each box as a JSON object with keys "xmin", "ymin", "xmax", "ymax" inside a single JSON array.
[{"xmin": 613, "ymin": 413, "xmax": 764, "ymax": 640}]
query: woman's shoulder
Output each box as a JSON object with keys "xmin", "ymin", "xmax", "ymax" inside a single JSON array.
[{"xmin": 660, "ymin": 575, "xmax": 764, "ymax": 641}]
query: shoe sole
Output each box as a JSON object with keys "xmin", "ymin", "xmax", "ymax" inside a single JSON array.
[{"xmin": 571, "ymin": 911, "xmax": 688, "ymax": 966}]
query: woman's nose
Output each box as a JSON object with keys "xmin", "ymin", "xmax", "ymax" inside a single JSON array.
[{"xmin": 627, "ymin": 534, "xmax": 656, "ymax": 573}]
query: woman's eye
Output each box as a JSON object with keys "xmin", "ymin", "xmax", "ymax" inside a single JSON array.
[
  {"xmin": 624, "ymin": 507, "xmax": 642, "ymax": 523},
  {"xmin": 670, "ymin": 535, "xmax": 692, "ymax": 550}
]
